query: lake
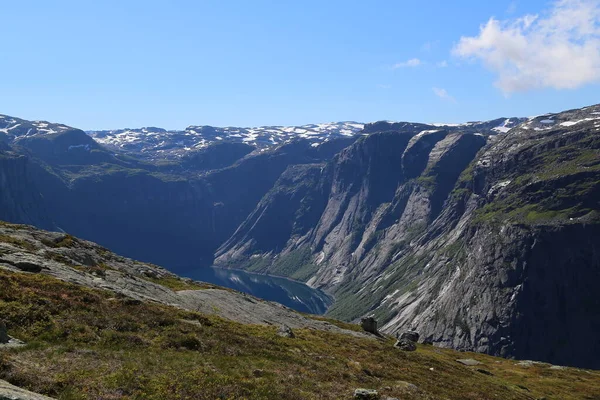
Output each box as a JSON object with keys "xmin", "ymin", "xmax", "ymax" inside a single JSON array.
[{"xmin": 180, "ymin": 266, "xmax": 333, "ymax": 315}]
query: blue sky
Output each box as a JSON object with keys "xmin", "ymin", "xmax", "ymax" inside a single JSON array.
[{"xmin": 1, "ymin": 0, "xmax": 599, "ymax": 129}]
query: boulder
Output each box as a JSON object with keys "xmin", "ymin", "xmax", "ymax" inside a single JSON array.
[
  {"xmin": 354, "ymin": 388, "xmax": 379, "ymax": 399},
  {"xmin": 394, "ymin": 338, "xmax": 416, "ymax": 351},
  {"xmin": 360, "ymin": 316, "xmax": 378, "ymax": 334},
  {"xmin": 399, "ymin": 331, "xmax": 419, "ymax": 343},
  {"xmin": 395, "ymin": 381, "xmax": 418, "ymax": 392},
  {"xmin": 277, "ymin": 324, "xmax": 295, "ymax": 338}
]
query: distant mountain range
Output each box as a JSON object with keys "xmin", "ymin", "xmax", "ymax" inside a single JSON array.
[{"xmin": 1, "ymin": 114, "xmax": 525, "ymax": 161}]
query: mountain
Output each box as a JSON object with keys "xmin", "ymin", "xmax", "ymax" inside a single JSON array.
[
  {"xmin": 87, "ymin": 122, "xmax": 366, "ymax": 161},
  {"xmin": 215, "ymin": 105, "xmax": 600, "ymax": 369},
  {"xmin": 1, "ymin": 222, "xmax": 599, "ymax": 400},
  {"xmin": 0, "ymin": 115, "xmax": 360, "ymax": 271},
  {"xmin": 0, "ymin": 106, "xmax": 598, "ymax": 370}
]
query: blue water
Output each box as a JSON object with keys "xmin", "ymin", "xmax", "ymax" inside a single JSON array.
[{"xmin": 180, "ymin": 266, "xmax": 333, "ymax": 315}]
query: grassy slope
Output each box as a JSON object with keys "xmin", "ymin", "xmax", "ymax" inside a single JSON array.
[
  {"xmin": 473, "ymin": 131, "xmax": 600, "ymax": 225},
  {"xmin": 1, "ymin": 270, "xmax": 599, "ymax": 400}
]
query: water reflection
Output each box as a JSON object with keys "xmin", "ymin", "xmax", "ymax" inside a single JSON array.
[{"xmin": 181, "ymin": 266, "xmax": 332, "ymax": 315}]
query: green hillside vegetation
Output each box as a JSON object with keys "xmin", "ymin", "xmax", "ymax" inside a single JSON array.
[{"xmin": 1, "ymin": 270, "xmax": 599, "ymax": 400}]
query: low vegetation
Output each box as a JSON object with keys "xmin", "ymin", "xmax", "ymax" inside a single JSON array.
[{"xmin": 2, "ymin": 270, "xmax": 599, "ymax": 399}]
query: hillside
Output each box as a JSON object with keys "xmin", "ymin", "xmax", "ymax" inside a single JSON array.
[{"xmin": 1, "ymin": 222, "xmax": 599, "ymax": 400}]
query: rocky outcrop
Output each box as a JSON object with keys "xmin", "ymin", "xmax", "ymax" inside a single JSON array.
[
  {"xmin": 394, "ymin": 339, "xmax": 416, "ymax": 352},
  {"xmin": 0, "ymin": 379, "xmax": 55, "ymax": 400},
  {"xmin": 277, "ymin": 324, "xmax": 295, "ymax": 338},
  {"xmin": 399, "ymin": 331, "xmax": 419, "ymax": 342},
  {"xmin": 353, "ymin": 388, "xmax": 379, "ymax": 399},
  {"xmin": 360, "ymin": 316, "xmax": 378, "ymax": 335}
]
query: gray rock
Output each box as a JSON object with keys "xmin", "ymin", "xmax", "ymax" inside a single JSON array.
[
  {"xmin": 395, "ymin": 381, "xmax": 418, "ymax": 391},
  {"xmin": 456, "ymin": 358, "xmax": 483, "ymax": 366},
  {"xmin": 399, "ymin": 331, "xmax": 419, "ymax": 343},
  {"xmin": 353, "ymin": 388, "xmax": 379, "ymax": 399},
  {"xmin": 277, "ymin": 324, "xmax": 295, "ymax": 338},
  {"xmin": 515, "ymin": 361, "xmax": 534, "ymax": 367},
  {"xmin": 0, "ymin": 379, "xmax": 55, "ymax": 399},
  {"xmin": 360, "ymin": 316, "xmax": 378, "ymax": 334},
  {"xmin": 394, "ymin": 338, "xmax": 416, "ymax": 351}
]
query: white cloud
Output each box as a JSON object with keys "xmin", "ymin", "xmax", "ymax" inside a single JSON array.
[
  {"xmin": 453, "ymin": 0, "xmax": 600, "ymax": 94},
  {"xmin": 432, "ymin": 87, "xmax": 456, "ymax": 102},
  {"xmin": 392, "ymin": 58, "xmax": 422, "ymax": 68},
  {"xmin": 377, "ymin": 84, "xmax": 392, "ymax": 89},
  {"xmin": 437, "ymin": 60, "xmax": 449, "ymax": 68}
]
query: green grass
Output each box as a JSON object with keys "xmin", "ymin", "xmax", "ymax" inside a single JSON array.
[
  {"xmin": 244, "ymin": 247, "xmax": 320, "ymax": 283},
  {"xmin": 0, "ymin": 270, "xmax": 599, "ymax": 399},
  {"xmin": 41, "ymin": 234, "xmax": 77, "ymax": 248},
  {"xmin": 468, "ymin": 132, "xmax": 599, "ymax": 226}
]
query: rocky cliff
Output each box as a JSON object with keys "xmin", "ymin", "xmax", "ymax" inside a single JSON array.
[
  {"xmin": 0, "ymin": 120, "xmax": 358, "ymax": 271},
  {"xmin": 215, "ymin": 105, "xmax": 600, "ymax": 368}
]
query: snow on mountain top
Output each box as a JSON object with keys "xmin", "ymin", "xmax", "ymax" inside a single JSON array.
[
  {"xmin": 514, "ymin": 104, "xmax": 600, "ymax": 133},
  {"xmin": 88, "ymin": 122, "xmax": 366, "ymax": 160},
  {"xmin": 0, "ymin": 115, "xmax": 73, "ymax": 139}
]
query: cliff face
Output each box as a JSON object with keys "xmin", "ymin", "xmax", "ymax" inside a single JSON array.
[
  {"xmin": 0, "ymin": 151, "xmax": 53, "ymax": 229},
  {"xmin": 5, "ymin": 134, "xmax": 356, "ymax": 271},
  {"xmin": 215, "ymin": 128, "xmax": 487, "ymax": 290},
  {"xmin": 365, "ymin": 107, "xmax": 600, "ymax": 369},
  {"xmin": 215, "ymin": 106, "xmax": 600, "ymax": 368}
]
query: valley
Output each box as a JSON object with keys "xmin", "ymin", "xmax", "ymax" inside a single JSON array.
[{"xmin": 0, "ymin": 103, "xmax": 599, "ymax": 373}]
